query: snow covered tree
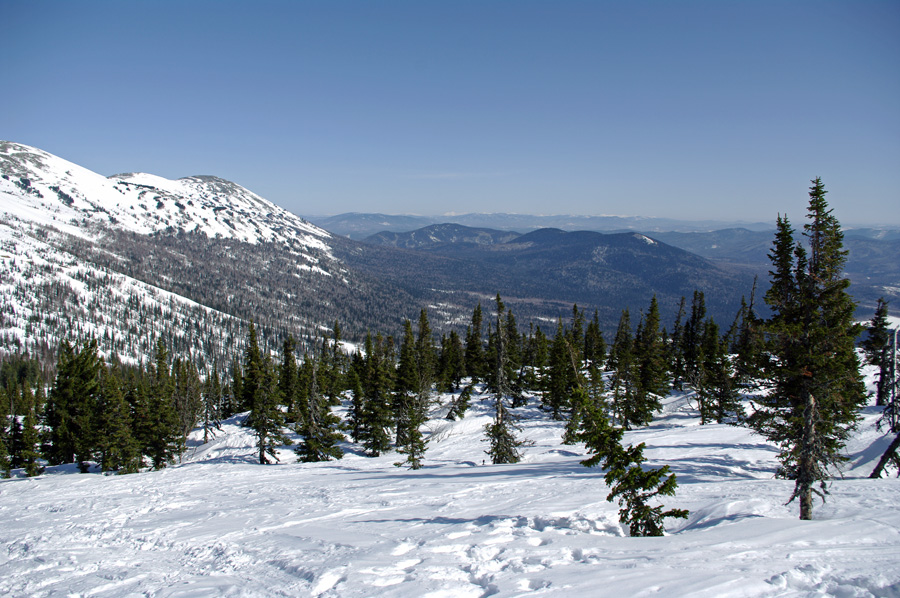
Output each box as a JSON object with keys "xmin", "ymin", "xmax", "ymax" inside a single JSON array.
[{"xmin": 750, "ymin": 180, "xmax": 866, "ymax": 520}]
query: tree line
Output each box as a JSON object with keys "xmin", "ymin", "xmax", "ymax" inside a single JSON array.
[{"xmin": 1, "ymin": 178, "xmax": 897, "ymax": 530}]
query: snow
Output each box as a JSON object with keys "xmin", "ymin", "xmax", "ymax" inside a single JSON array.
[
  {"xmin": 0, "ymin": 141, "xmax": 333, "ymax": 251},
  {"xmin": 2, "ymin": 381, "xmax": 900, "ymax": 597}
]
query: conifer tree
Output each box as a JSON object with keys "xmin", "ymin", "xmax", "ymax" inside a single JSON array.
[
  {"xmin": 583, "ymin": 310, "xmax": 606, "ymax": 368},
  {"xmin": 682, "ymin": 290, "xmax": 707, "ymax": 388},
  {"xmin": 295, "ymin": 352, "xmax": 344, "ymax": 463},
  {"xmin": 200, "ymin": 362, "xmax": 223, "ymax": 444},
  {"xmin": 438, "ymin": 330, "xmax": 465, "ymax": 392},
  {"xmin": 145, "ymin": 339, "xmax": 181, "ymax": 469},
  {"xmin": 465, "ymin": 303, "xmax": 486, "ymax": 383},
  {"xmin": 607, "ymin": 310, "xmax": 638, "ymax": 429},
  {"xmin": 632, "ymin": 295, "xmax": 668, "ymax": 425},
  {"xmin": 669, "ymin": 297, "xmax": 687, "ymax": 390},
  {"xmin": 484, "ymin": 296, "xmax": 526, "ymax": 464},
  {"xmin": 243, "ymin": 323, "xmax": 292, "ymax": 464},
  {"xmin": 18, "ymin": 384, "xmax": 43, "ymax": 477},
  {"xmin": 750, "ymin": 179, "xmax": 866, "ymax": 520},
  {"xmin": 45, "ymin": 339, "xmax": 102, "ymax": 471},
  {"xmin": 173, "ymin": 359, "xmax": 203, "ymax": 455},
  {"xmin": 545, "ymin": 319, "xmax": 575, "ymax": 419},
  {"xmin": 279, "ymin": 336, "xmax": 301, "ymax": 422},
  {"xmin": 862, "ymin": 298, "xmax": 893, "ymax": 408},
  {"xmin": 95, "ymin": 364, "xmax": 140, "ymax": 474},
  {"xmin": 567, "ymin": 343, "xmax": 687, "ymax": 536},
  {"xmin": 360, "ymin": 333, "xmax": 394, "ymax": 456}
]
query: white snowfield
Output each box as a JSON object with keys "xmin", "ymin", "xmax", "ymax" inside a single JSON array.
[
  {"xmin": 2, "ymin": 383, "xmax": 900, "ymax": 598},
  {"xmin": 0, "ymin": 141, "xmax": 331, "ymax": 249}
]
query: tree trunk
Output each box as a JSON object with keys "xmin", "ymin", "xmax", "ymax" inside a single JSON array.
[{"xmin": 870, "ymin": 431, "xmax": 900, "ymax": 479}]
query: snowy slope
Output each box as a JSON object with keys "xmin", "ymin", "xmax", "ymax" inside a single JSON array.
[
  {"xmin": 2, "ymin": 382, "xmax": 899, "ymax": 597},
  {"xmin": 0, "ymin": 141, "xmax": 345, "ymax": 361},
  {"xmin": 0, "ymin": 141, "xmax": 330, "ymax": 248}
]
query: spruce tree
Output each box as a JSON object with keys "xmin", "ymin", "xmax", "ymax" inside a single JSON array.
[
  {"xmin": 607, "ymin": 310, "xmax": 638, "ymax": 429},
  {"xmin": 862, "ymin": 298, "xmax": 893, "ymax": 408},
  {"xmin": 200, "ymin": 363, "xmax": 223, "ymax": 444},
  {"xmin": 95, "ymin": 364, "xmax": 140, "ymax": 474},
  {"xmin": 750, "ymin": 179, "xmax": 866, "ymax": 520},
  {"xmin": 632, "ymin": 295, "xmax": 668, "ymax": 425},
  {"xmin": 484, "ymin": 296, "xmax": 526, "ymax": 464},
  {"xmin": 360, "ymin": 333, "xmax": 394, "ymax": 456},
  {"xmin": 465, "ymin": 303, "xmax": 485, "ymax": 383},
  {"xmin": 295, "ymin": 352, "xmax": 344, "ymax": 463},
  {"xmin": 279, "ymin": 336, "xmax": 301, "ymax": 422},
  {"xmin": 19, "ymin": 385, "xmax": 44, "ymax": 477},
  {"xmin": 243, "ymin": 324, "xmax": 292, "ymax": 464},
  {"xmin": 145, "ymin": 339, "xmax": 181, "ymax": 469}
]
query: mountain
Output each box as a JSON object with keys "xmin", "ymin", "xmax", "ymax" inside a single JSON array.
[
  {"xmin": 308, "ymin": 212, "xmax": 436, "ymax": 239},
  {"xmin": 650, "ymin": 228, "xmax": 900, "ymax": 314},
  {"xmin": 354, "ymin": 224, "xmax": 754, "ymax": 330},
  {"xmin": 1, "ymin": 141, "xmax": 420, "ymax": 365},
  {"xmin": 308, "ymin": 211, "xmax": 775, "ymax": 239},
  {"xmin": 0, "ymin": 141, "xmax": 765, "ymax": 364},
  {"xmin": 366, "ymin": 223, "xmax": 522, "ymax": 249}
]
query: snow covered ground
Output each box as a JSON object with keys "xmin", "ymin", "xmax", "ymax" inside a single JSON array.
[{"xmin": 2, "ymin": 385, "xmax": 900, "ymax": 597}]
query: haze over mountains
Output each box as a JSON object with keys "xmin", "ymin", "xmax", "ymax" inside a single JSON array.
[{"xmin": 2, "ymin": 141, "xmax": 896, "ymax": 366}]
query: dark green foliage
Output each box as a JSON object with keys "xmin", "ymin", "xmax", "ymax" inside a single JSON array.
[
  {"xmin": 173, "ymin": 358, "xmax": 203, "ymax": 455},
  {"xmin": 465, "ymin": 303, "xmax": 486, "ymax": 383},
  {"xmin": 750, "ymin": 179, "xmax": 867, "ymax": 520},
  {"xmin": 437, "ymin": 330, "xmax": 465, "ymax": 392},
  {"xmin": 696, "ymin": 320, "xmax": 743, "ymax": 424},
  {"xmin": 446, "ymin": 384, "xmax": 473, "ymax": 420},
  {"xmin": 294, "ymin": 352, "xmax": 344, "ymax": 463},
  {"xmin": 45, "ymin": 339, "xmax": 102, "ymax": 471},
  {"xmin": 607, "ymin": 310, "xmax": 639, "ymax": 429},
  {"xmin": 279, "ymin": 337, "xmax": 301, "ymax": 423},
  {"xmin": 18, "ymin": 385, "xmax": 43, "ymax": 477},
  {"xmin": 359, "ymin": 333, "xmax": 395, "ymax": 456},
  {"xmin": 144, "ymin": 339, "xmax": 182, "ymax": 469},
  {"xmin": 567, "ymin": 354, "xmax": 687, "ymax": 537},
  {"xmin": 484, "ymin": 296, "xmax": 527, "ymax": 464},
  {"xmin": 862, "ymin": 298, "xmax": 894, "ymax": 410},
  {"xmin": 95, "ymin": 365, "xmax": 140, "ymax": 474},
  {"xmin": 631, "ymin": 296, "xmax": 668, "ymax": 424},
  {"xmin": 200, "ymin": 362, "xmax": 223, "ymax": 444},
  {"xmin": 603, "ymin": 442, "xmax": 689, "ymax": 537},
  {"xmin": 243, "ymin": 323, "xmax": 292, "ymax": 464}
]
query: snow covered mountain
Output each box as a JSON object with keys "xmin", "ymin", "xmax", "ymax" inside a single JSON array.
[
  {"xmin": 0, "ymin": 141, "xmax": 331, "ymax": 248},
  {"xmin": 0, "ymin": 141, "xmax": 354, "ymax": 364}
]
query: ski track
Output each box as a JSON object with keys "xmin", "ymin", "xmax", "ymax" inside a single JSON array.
[{"xmin": 2, "ymin": 384, "xmax": 900, "ymax": 597}]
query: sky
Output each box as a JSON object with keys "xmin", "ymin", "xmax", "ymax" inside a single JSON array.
[{"xmin": 1, "ymin": 1, "xmax": 898, "ymax": 225}]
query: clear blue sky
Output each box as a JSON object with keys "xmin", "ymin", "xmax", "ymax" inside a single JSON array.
[{"xmin": 2, "ymin": 1, "xmax": 898, "ymax": 225}]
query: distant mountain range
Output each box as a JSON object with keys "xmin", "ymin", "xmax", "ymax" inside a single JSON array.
[
  {"xmin": 3, "ymin": 141, "xmax": 895, "ymax": 365},
  {"xmin": 308, "ymin": 212, "xmax": 776, "ymax": 240}
]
